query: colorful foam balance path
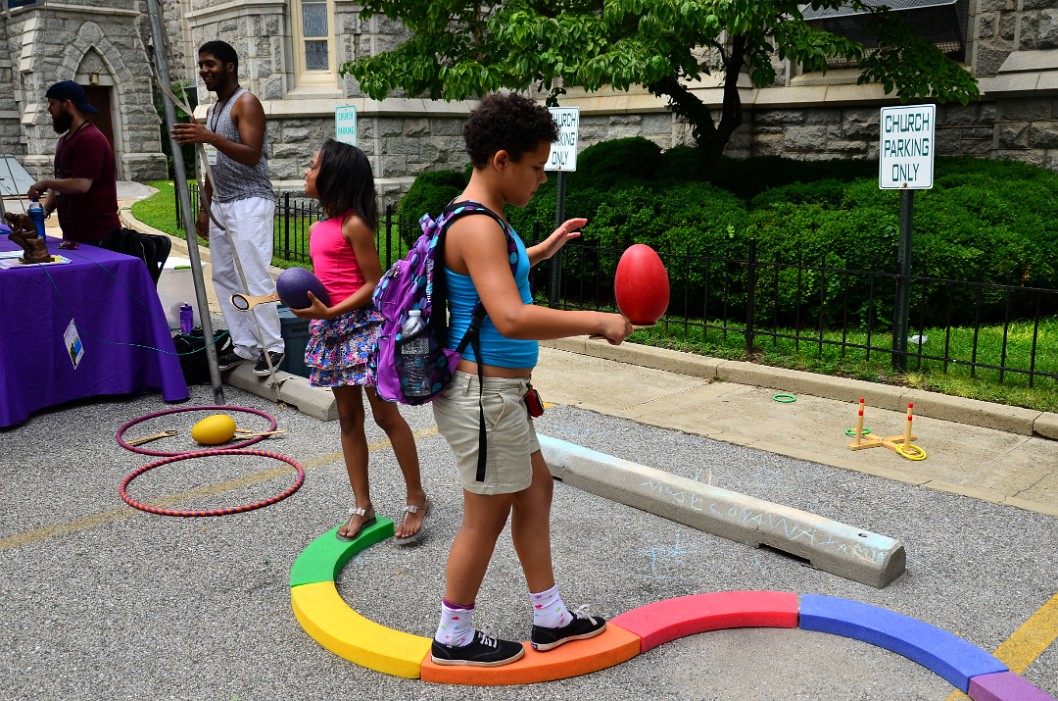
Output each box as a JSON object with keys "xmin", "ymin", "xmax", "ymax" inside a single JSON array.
[
  {"xmin": 289, "ymin": 526, "xmax": 1057, "ymax": 698},
  {"xmin": 799, "ymin": 594, "xmax": 1008, "ymax": 693},
  {"xmin": 610, "ymin": 590, "xmax": 799, "ymax": 653}
]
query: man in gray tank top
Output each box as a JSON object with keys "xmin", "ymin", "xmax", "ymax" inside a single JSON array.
[{"xmin": 171, "ymin": 40, "xmax": 285, "ymax": 376}]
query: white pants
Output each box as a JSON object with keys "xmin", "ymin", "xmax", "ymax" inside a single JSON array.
[{"xmin": 209, "ymin": 196, "xmax": 283, "ymax": 359}]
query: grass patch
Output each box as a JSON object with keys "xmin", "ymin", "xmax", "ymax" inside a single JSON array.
[
  {"xmin": 633, "ymin": 318, "xmax": 1058, "ymax": 413},
  {"xmin": 130, "ymin": 181, "xmax": 326, "ymax": 271},
  {"xmin": 130, "ymin": 180, "xmax": 187, "ymax": 238}
]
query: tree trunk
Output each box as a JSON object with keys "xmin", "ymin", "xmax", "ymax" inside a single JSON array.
[{"xmin": 648, "ymin": 36, "xmax": 748, "ymax": 174}]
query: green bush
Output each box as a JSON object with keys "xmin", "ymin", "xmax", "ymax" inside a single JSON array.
[
  {"xmin": 714, "ymin": 155, "xmax": 877, "ymax": 200},
  {"xmin": 570, "ymin": 137, "xmax": 662, "ymax": 190},
  {"xmin": 396, "ymin": 169, "xmax": 466, "ymax": 244},
  {"xmin": 656, "ymin": 145, "xmax": 713, "ymax": 184}
]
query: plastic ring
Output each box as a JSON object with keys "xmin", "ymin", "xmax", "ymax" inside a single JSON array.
[
  {"xmin": 119, "ymin": 448, "xmax": 305, "ymax": 517},
  {"xmin": 897, "ymin": 443, "xmax": 928, "ymax": 461},
  {"xmin": 772, "ymin": 393, "xmax": 797, "ymax": 403},
  {"xmin": 844, "ymin": 428, "xmax": 872, "ymax": 437},
  {"xmin": 115, "ymin": 405, "xmax": 278, "ymax": 456}
]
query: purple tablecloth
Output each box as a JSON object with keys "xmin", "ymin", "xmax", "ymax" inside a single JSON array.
[{"xmin": 0, "ymin": 235, "xmax": 189, "ymax": 428}]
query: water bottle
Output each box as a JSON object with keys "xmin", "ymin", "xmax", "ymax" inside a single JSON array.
[
  {"xmin": 180, "ymin": 303, "xmax": 194, "ymax": 334},
  {"xmin": 400, "ymin": 309, "xmax": 432, "ymax": 397},
  {"xmin": 28, "ymin": 198, "xmax": 46, "ymax": 239}
]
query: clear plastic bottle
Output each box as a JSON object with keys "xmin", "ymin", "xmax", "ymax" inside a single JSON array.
[
  {"xmin": 400, "ymin": 309, "xmax": 432, "ymax": 397},
  {"xmin": 28, "ymin": 198, "xmax": 46, "ymax": 239}
]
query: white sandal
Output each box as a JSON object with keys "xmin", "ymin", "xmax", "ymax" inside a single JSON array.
[
  {"xmin": 335, "ymin": 506, "xmax": 376, "ymax": 542},
  {"xmin": 393, "ymin": 499, "xmax": 431, "ymax": 546}
]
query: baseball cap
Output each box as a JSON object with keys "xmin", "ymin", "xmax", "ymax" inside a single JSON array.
[{"xmin": 44, "ymin": 80, "xmax": 98, "ymax": 114}]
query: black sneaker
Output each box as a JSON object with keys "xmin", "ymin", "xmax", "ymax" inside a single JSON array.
[
  {"xmin": 531, "ymin": 607, "xmax": 606, "ymax": 651},
  {"xmin": 252, "ymin": 350, "xmax": 285, "ymax": 376},
  {"xmin": 430, "ymin": 630, "xmax": 525, "ymax": 667},
  {"xmin": 217, "ymin": 351, "xmax": 252, "ymax": 372}
]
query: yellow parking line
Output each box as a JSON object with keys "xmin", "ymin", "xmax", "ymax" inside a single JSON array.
[
  {"xmin": 0, "ymin": 426, "xmax": 438, "ymax": 553},
  {"xmin": 944, "ymin": 592, "xmax": 1058, "ymax": 700}
]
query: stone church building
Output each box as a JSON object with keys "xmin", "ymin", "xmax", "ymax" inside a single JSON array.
[{"xmin": 1, "ymin": 0, "xmax": 1056, "ymax": 198}]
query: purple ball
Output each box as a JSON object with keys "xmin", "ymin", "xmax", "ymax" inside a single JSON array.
[{"xmin": 276, "ymin": 268, "xmax": 330, "ymax": 309}]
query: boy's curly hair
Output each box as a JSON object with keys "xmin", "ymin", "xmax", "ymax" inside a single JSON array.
[{"xmin": 463, "ymin": 93, "xmax": 558, "ymax": 167}]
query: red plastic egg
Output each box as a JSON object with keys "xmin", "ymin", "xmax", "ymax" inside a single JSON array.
[{"xmin": 614, "ymin": 244, "xmax": 669, "ymax": 325}]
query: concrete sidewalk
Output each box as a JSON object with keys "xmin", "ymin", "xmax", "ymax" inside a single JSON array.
[{"xmin": 533, "ymin": 339, "xmax": 1058, "ymax": 519}]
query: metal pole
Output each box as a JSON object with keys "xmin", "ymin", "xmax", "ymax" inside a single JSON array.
[
  {"xmin": 892, "ymin": 189, "xmax": 914, "ymax": 373},
  {"xmin": 145, "ymin": 0, "xmax": 224, "ymax": 402},
  {"xmin": 549, "ymin": 171, "xmax": 566, "ymax": 307}
]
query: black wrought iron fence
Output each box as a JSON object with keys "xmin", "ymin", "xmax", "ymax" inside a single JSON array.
[
  {"xmin": 540, "ymin": 236, "xmax": 1058, "ymax": 388},
  {"xmin": 179, "ymin": 184, "xmax": 415, "ymax": 266},
  {"xmin": 181, "ymin": 183, "xmax": 1056, "ymax": 387}
]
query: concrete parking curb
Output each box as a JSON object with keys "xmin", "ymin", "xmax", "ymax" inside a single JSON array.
[
  {"xmin": 222, "ymin": 365, "xmax": 337, "ymax": 421},
  {"xmin": 539, "ymin": 435, "xmax": 907, "ymax": 589},
  {"xmin": 544, "ymin": 338, "xmax": 1058, "ymax": 439}
]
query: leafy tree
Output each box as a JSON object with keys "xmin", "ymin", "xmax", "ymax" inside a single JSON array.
[{"xmin": 342, "ymin": 1, "xmax": 979, "ymax": 168}]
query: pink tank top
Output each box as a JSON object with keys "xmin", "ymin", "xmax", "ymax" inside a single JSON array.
[{"xmin": 309, "ymin": 212, "xmax": 367, "ymax": 304}]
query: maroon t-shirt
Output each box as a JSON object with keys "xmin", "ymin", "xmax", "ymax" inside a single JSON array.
[{"xmin": 53, "ymin": 122, "xmax": 120, "ymax": 242}]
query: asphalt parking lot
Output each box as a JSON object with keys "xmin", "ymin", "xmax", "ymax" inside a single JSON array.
[{"xmin": 3, "ymin": 366, "xmax": 1057, "ymax": 700}]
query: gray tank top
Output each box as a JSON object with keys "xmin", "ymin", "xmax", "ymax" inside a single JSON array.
[{"xmin": 207, "ymin": 87, "xmax": 273, "ymax": 203}]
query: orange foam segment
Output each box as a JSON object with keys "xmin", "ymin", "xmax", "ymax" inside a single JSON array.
[
  {"xmin": 420, "ymin": 623, "xmax": 641, "ymax": 686},
  {"xmin": 610, "ymin": 590, "xmax": 799, "ymax": 653}
]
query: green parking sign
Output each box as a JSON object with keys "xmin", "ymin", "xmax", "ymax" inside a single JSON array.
[{"xmin": 335, "ymin": 106, "xmax": 357, "ymax": 146}]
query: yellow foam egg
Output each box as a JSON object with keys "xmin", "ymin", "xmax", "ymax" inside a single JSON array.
[{"xmin": 190, "ymin": 414, "xmax": 237, "ymax": 445}]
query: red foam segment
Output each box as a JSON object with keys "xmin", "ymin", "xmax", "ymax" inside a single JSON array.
[
  {"xmin": 969, "ymin": 671, "xmax": 1058, "ymax": 701},
  {"xmin": 610, "ymin": 590, "xmax": 799, "ymax": 653},
  {"xmin": 420, "ymin": 625, "xmax": 640, "ymax": 686}
]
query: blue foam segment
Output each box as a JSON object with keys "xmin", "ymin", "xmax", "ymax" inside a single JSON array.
[{"xmin": 799, "ymin": 594, "xmax": 1008, "ymax": 693}]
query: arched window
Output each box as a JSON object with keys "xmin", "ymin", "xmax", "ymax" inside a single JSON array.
[{"xmin": 292, "ymin": 0, "xmax": 336, "ymax": 87}]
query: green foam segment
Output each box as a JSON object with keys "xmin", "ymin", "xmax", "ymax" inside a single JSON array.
[{"xmin": 290, "ymin": 516, "xmax": 394, "ymax": 588}]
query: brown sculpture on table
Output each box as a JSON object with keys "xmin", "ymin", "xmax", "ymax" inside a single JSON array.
[{"xmin": 4, "ymin": 212, "xmax": 53, "ymax": 264}]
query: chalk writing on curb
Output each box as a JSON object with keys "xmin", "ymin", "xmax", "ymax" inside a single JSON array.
[{"xmin": 639, "ymin": 479, "xmax": 887, "ymax": 564}]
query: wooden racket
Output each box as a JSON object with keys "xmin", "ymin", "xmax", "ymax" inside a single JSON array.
[
  {"xmin": 230, "ymin": 292, "xmax": 280, "ymax": 312},
  {"xmin": 233, "ymin": 429, "xmax": 286, "ymax": 438}
]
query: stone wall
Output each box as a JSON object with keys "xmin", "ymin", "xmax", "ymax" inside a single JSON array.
[{"xmin": 6, "ymin": 0, "xmax": 167, "ymax": 181}]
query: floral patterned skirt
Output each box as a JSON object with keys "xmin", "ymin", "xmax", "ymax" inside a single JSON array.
[{"xmin": 304, "ymin": 307, "xmax": 383, "ymax": 388}]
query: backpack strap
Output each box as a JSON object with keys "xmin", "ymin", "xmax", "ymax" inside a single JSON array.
[{"xmin": 434, "ymin": 200, "xmax": 519, "ymax": 482}]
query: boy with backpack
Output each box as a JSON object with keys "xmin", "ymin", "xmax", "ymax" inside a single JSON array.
[{"xmin": 422, "ymin": 93, "xmax": 633, "ymax": 667}]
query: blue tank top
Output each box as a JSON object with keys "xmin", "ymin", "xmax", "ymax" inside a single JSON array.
[{"xmin": 445, "ymin": 225, "xmax": 538, "ymax": 369}]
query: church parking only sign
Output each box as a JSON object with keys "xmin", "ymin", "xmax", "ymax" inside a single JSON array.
[
  {"xmin": 879, "ymin": 104, "xmax": 935, "ymax": 189},
  {"xmin": 335, "ymin": 105, "xmax": 357, "ymax": 146},
  {"xmin": 546, "ymin": 107, "xmax": 579, "ymax": 172}
]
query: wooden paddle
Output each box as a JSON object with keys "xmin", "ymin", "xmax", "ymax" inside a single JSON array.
[{"xmin": 230, "ymin": 292, "xmax": 281, "ymax": 312}]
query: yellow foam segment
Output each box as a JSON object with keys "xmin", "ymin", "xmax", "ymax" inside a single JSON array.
[{"xmin": 291, "ymin": 580, "xmax": 432, "ymax": 679}]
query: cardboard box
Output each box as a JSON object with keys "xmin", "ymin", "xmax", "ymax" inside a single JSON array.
[{"xmin": 157, "ymin": 256, "xmax": 204, "ymax": 329}]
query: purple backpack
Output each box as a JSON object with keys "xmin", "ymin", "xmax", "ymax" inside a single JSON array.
[{"xmin": 371, "ymin": 200, "xmax": 516, "ymax": 406}]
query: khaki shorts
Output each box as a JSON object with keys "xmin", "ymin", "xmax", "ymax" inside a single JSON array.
[{"xmin": 432, "ymin": 371, "xmax": 540, "ymax": 495}]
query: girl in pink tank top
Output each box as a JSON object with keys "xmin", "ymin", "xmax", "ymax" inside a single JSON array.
[{"xmin": 292, "ymin": 139, "xmax": 431, "ymax": 545}]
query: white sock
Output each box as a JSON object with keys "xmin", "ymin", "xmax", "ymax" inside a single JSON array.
[
  {"xmin": 530, "ymin": 584, "xmax": 573, "ymax": 629},
  {"xmin": 435, "ymin": 600, "xmax": 474, "ymax": 647}
]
